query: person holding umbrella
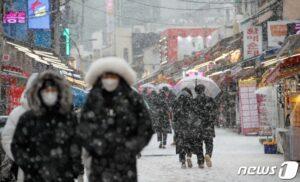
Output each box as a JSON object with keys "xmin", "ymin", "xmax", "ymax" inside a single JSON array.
[
  {"xmin": 173, "ymin": 88, "xmax": 204, "ymax": 169},
  {"xmin": 194, "ymin": 84, "xmax": 217, "ymax": 168}
]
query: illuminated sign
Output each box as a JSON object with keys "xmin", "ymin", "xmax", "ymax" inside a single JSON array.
[
  {"xmin": 28, "ymin": 0, "xmax": 50, "ymax": 29},
  {"xmin": 3, "ymin": 11, "xmax": 26, "ymax": 24},
  {"xmin": 63, "ymin": 28, "xmax": 70, "ymax": 56}
]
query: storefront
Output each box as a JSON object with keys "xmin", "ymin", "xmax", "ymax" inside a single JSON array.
[
  {"xmin": 0, "ymin": 41, "xmax": 77, "ymax": 115},
  {"xmin": 262, "ymin": 53, "xmax": 300, "ymax": 160},
  {"xmin": 0, "ymin": 65, "xmax": 28, "ymax": 115},
  {"xmin": 160, "ymin": 28, "xmax": 216, "ymax": 64}
]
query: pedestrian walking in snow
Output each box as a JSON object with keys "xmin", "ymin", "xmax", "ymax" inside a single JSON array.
[
  {"xmin": 11, "ymin": 71, "xmax": 82, "ymax": 182},
  {"xmin": 77, "ymin": 57, "xmax": 153, "ymax": 182},
  {"xmin": 173, "ymin": 88, "xmax": 204, "ymax": 169},
  {"xmin": 156, "ymin": 89, "xmax": 172, "ymax": 149},
  {"xmin": 1, "ymin": 73, "xmax": 38, "ymax": 182},
  {"xmin": 194, "ymin": 84, "xmax": 216, "ymax": 168},
  {"xmin": 147, "ymin": 91, "xmax": 161, "ymax": 133},
  {"xmin": 161, "ymin": 87, "xmax": 176, "ymax": 146}
]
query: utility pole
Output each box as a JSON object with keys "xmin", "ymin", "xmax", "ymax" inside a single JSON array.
[
  {"xmin": 52, "ymin": 0, "xmax": 62, "ymax": 55},
  {"xmin": 0, "ymin": 1, "xmax": 4, "ymax": 62}
]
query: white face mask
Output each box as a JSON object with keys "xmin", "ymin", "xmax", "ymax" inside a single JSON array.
[
  {"xmin": 102, "ymin": 78, "xmax": 119, "ymax": 92},
  {"xmin": 41, "ymin": 92, "xmax": 58, "ymax": 106}
]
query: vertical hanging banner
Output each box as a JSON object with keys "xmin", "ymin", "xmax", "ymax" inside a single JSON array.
[
  {"xmin": 243, "ymin": 26, "xmax": 263, "ymax": 60},
  {"xmin": 105, "ymin": 0, "xmax": 115, "ymax": 46},
  {"xmin": 28, "ymin": 0, "xmax": 50, "ymax": 29}
]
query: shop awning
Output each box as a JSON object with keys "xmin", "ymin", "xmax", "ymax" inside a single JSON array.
[
  {"xmin": 66, "ymin": 76, "xmax": 87, "ymax": 88},
  {"xmin": 6, "ymin": 41, "xmax": 74, "ymax": 72},
  {"xmin": 265, "ymin": 54, "xmax": 300, "ymax": 84},
  {"xmin": 255, "ymin": 86, "xmax": 273, "ymax": 95}
]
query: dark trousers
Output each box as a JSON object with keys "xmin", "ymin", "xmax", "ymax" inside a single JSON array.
[
  {"xmin": 157, "ymin": 132, "xmax": 167, "ymax": 145},
  {"xmin": 179, "ymin": 151, "xmax": 191, "ymax": 163},
  {"xmin": 11, "ymin": 162, "xmax": 18, "ymax": 179},
  {"xmin": 204, "ymin": 137, "xmax": 214, "ymax": 157},
  {"xmin": 179, "ymin": 149, "xmax": 204, "ymax": 164}
]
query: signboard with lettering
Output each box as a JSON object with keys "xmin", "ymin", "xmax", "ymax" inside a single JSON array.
[
  {"xmin": 267, "ymin": 21, "xmax": 300, "ymax": 48},
  {"xmin": 3, "ymin": 11, "xmax": 26, "ymax": 24},
  {"xmin": 28, "ymin": 0, "xmax": 50, "ymax": 29},
  {"xmin": 3, "ymin": 0, "xmax": 51, "ymax": 48},
  {"xmin": 3, "ymin": 54, "xmax": 10, "ymax": 62},
  {"xmin": 243, "ymin": 26, "xmax": 263, "ymax": 60}
]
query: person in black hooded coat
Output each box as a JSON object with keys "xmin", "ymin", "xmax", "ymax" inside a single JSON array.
[
  {"xmin": 173, "ymin": 88, "xmax": 204, "ymax": 169},
  {"xmin": 77, "ymin": 57, "xmax": 153, "ymax": 182},
  {"xmin": 11, "ymin": 71, "xmax": 82, "ymax": 182},
  {"xmin": 147, "ymin": 90, "xmax": 161, "ymax": 132},
  {"xmin": 155, "ymin": 90, "xmax": 172, "ymax": 149},
  {"xmin": 194, "ymin": 84, "xmax": 216, "ymax": 168}
]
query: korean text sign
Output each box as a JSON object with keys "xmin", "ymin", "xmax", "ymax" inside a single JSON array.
[
  {"xmin": 243, "ymin": 26, "xmax": 263, "ymax": 59},
  {"xmin": 3, "ymin": 11, "xmax": 26, "ymax": 24}
]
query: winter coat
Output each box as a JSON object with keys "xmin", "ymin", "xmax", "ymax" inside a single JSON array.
[
  {"xmin": 156, "ymin": 92, "xmax": 172, "ymax": 133},
  {"xmin": 147, "ymin": 92, "xmax": 161, "ymax": 132},
  {"xmin": 173, "ymin": 91, "xmax": 203, "ymax": 154},
  {"xmin": 194, "ymin": 94, "xmax": 216, "ymax": 138},
  {"xmin": 166, "ymin": 92, "xmax": 176, "ymax": 112},
  {"xmin": 78, "ymin": 57, "xmax": 153, "ymax": 182},
  {"xmin": 11, "ymin": 71, "xmax": 82, "ymax": 182},
  {"xmin": 78, "ymin": 83, "xmax": 153, "ymax": 182},
  {"xmin": 165, "ymin": 92, "xmax": 176, "ymax": 123}
]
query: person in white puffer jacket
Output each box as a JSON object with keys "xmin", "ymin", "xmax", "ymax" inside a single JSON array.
[{"xmin": 1, "ymin": 73, "xmax": 38, "ymax": 182}]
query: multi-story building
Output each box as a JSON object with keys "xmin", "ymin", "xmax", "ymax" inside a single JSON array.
[
  {"xmin": 67, "ymin": 0, "xmax": 163, "ymax": 72},
  {"xmin": 236, "ymin": 0, "xmax": 300, "ymax": 50}
]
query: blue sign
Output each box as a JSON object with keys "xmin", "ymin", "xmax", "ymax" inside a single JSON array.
[
  {"xmin": 3, "ymin": 0, "xmax": 52, "ymax": 48},
  {"xmin": 3, "ymin": 0, "xmax": 28, "ymax": 42},
  {"xmin": 71, "ymin": 87, "xmax": 87, "ymax": 108},
  {"xmin": 34, "ymin": 30, "xmax": 52, "ymax": 48},
  {"xmin": 28, "ymin": 0, "xmax": 50, "ymax": 29}
]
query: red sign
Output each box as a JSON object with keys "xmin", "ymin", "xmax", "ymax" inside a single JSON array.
[
  {"xmin": 161, "ymin": 28, "xmax": 216, "ymax": 63},
  {"xmin": 7, "ymin": 86, "xmax": 24, "ymax": 114},
  {"xmin": 3, "ymin": 54, "xmax": 10, "ymax": 61}
]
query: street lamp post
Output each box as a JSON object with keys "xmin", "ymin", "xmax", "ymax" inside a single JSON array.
[{"xmin": 69, "ymin": 38, "xmax": 98, "ymax": 70}]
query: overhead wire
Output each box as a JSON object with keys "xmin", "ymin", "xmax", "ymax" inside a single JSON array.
[
  {"xmin": 71, "ymin": 0, "xmax": 234, "ymax": 26},
  {"xmin": 126, "ymin": 0, "xmax": 234, "ymax": 11},
  {"xmin": 71, "ymin": 0, "xmax": 185, "ymax": 26},
  {"xmin": 178, "ymin": 0, "xmax": 257, "ymax": 5}
]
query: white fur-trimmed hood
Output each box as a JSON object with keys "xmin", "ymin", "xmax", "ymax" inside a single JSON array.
[{"xmin": 85, "ymin": 57, "xmax": 137, "ymax": 87}]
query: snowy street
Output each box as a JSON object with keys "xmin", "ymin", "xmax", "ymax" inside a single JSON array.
[
  {"xmin": 138, "ymin": 129, "xmax": 300, "ymax": 182},
  {"xmin": 2, "ymin": 1, "xmax": 300, "ymax": 181}
]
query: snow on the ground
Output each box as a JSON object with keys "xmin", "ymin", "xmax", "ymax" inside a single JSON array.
[{"xmin": 137, "ymin": 128, "xmax": 300, "ymax": 182}]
